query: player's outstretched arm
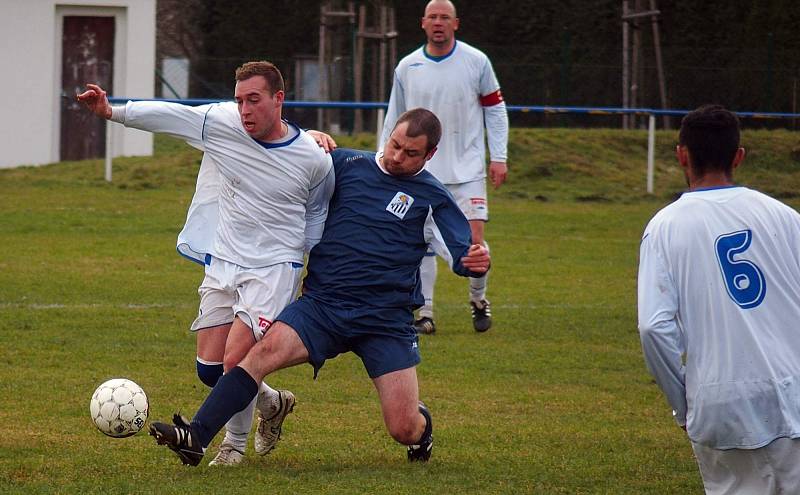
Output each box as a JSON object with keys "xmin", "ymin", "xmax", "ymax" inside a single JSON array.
[
  {"xmin": 460, "ymin": 244, "xmax": 490, "ymax": 274},
  {"xmin": 76, "ymin": 83, "xmax": 112, "ymax": 119}
]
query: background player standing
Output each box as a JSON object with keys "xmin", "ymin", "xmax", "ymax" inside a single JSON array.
[
  {"xmin": 380, "ymin": 0, "xmax": 508, "ymax": 335},
  {"xmin": 638, "ymin": 105, "xmax": 800, "ymax": 494}
]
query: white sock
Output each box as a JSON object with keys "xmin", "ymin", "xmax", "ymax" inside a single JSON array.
[
  {"xmin": 259, "ymin": 381, "xmax": 279, "ymax": 409},
  {"xmin": 222, "ymin": 396, "xmax": 256, "ymax": 453},
  {"xmin": 469, "ymin": 241, "xmax": 489, "ymax": 303},
  {"xmin": 419, "ymin": 254, "xmax": 437, "ymax": 318},
  {"xmin": 260, "ymin": 381, "xmax": 277, "ymax": 396}
]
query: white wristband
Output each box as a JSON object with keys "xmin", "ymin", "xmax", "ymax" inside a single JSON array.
[{"xmin": 109, "ymin": 105, "xmax": 126, "ymax": 124}]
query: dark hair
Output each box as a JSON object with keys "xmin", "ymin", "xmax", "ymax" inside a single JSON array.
[
  {"xmin": 235, "ymin": 61, "xmax": 285, "ymax": 94},
  {"xmin": 395, "ymin": 108, "xmax": 442, "ymax": 153},
  {"xmin": 678, "ymin": 104, "xmax": 740, "ymax": 177}
]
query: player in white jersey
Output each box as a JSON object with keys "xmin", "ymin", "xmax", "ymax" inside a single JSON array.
[
  {"xmin": 380, "ymin": 0, "xmax": 509, "ymax": 335},
  {"xmin": 638, "ymin": 105, "xmax": 800, "ymax": 494},
  {"xmin": 77, "ymin": 61, "xmax": 335, "ymax": 466}
]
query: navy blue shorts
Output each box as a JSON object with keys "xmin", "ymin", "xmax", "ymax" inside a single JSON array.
[{"xmin": 276, "ymin": 295, "xmax": 421, "ymax": 379}]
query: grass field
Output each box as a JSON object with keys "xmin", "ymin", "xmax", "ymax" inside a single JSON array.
[{"xmin": 1, "ymin": 129, "xmax": 798, "ymax": 494}]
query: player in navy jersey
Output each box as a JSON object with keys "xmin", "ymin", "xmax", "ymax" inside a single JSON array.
[
  {"xmin": 638, "ymin": 105, "xmax": 800, "ymax": 493},
  {"xmin": 149, "ymin": 108, "xmax": 491, "ymax": 466},
  {"xmin": 381, "ymin": 0, "xmax": 509, "ymax": 334}
]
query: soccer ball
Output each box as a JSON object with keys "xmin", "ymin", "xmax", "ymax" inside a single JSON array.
[{"xmin": 89, "ymin": 378, "xmax": 149, "ymax": 437}]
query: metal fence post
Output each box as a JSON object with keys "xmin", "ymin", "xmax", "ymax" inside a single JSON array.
[
  {"xmin": 646, "ymin": 113, "xmax": 655, "ymax": 194},
  {"xmin": 376, "ymin": 108, "xmax": 385, "ymax": 145},
  {"xmin": 105, "ymin": 119, "xmax": 113, "ymax": 182}
]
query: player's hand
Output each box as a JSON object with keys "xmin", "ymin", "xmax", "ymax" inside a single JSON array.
[
  {"xmin": 489, "ymin": 161, "xmax": 507, "ymax": 189},
  {"xmin": 461, "ymin": 244, "xmax": 490, "ymax": 273},
  {"xmin": 307, "ymin": 130, "xmax": 338, "ymax": 153},
  {"xmin": 76, "ymin": 83, "xmax": 112, "ymax": 119}
]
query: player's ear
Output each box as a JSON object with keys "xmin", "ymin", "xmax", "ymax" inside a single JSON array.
[
  {"xmin": 425, "ymin": 146, "xmax": 438, "ymax": 161},
  {"xmin": 731, "ymin": 147, "xmax": 745, "ymax": 170},
  {"xmin": 273, "ymin": 90, "xmax": 285, "ymax": 106},
  {"xmin": 676, "ymin": 145, "xmax": 689, "ymax": 169}
]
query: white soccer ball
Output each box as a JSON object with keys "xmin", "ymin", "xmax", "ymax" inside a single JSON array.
[{"xmin": 89, "ymin": 378, "xmax": 149, "ymax": 437}]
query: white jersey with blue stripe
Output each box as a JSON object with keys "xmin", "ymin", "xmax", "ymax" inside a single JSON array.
[
  {"xmin": 302, "ymin": 149, "xmax": 480, "ymax": 310},
  {"xmin": 380, "ymin": 41, "xmax": 508, "ymax": 185},
  {"xmin": 638, "ymin": 186, "xmax": 800, "ymax": 449},
  {"xmin": 113, "ymin": 101, "xmax": 333, "ymax": 268}
]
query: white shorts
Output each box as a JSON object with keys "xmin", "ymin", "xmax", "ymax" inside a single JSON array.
[
  {"xmin": 190, "ymin": 257, "xmax": 303, "ymax": 342},
  {"xmin": 692, "ymin": 437, "xmax": 800, "ymax": 494},
  {"xmin": 446, "ymin": 179, "xmax": 488, "ymax": 221}
]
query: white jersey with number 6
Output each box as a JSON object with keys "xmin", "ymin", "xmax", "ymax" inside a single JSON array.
[{"xmin": 638, "ymin": 186, "xmax": 800, "ymax": 449}]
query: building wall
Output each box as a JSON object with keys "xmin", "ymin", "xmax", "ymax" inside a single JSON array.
[{"xmin": 0, "ymin": 0, "xmax": 155, "ymax": 169}]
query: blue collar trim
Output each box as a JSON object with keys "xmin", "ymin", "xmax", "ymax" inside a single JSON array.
[
  {"xmin": 253, "ymin": 120, "xmax": 301, "ymax": 149},
  {"xmin": 423, "ymin": 41, "xmax": 457, "ymax": 62},
  {"xmin": 689, "ymin": 185, "xmax": 741, "ymax": 193}
]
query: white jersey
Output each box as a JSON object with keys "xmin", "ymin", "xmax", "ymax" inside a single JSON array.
[
  {"xmin": 638, "ymin": 186, "xmax": 800, "ymax": 449},
  {"xmin": 112, "ymin": 101, "xmax": 334, "ymax": 268},
  {"xmin": 380, "ymin": 41, "xmax": 508, "ymax": 185}
]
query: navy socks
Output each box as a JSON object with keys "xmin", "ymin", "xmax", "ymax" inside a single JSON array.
[{"xmin": 191, "ymin": 366, "xmax": 259, "ymax": 448}]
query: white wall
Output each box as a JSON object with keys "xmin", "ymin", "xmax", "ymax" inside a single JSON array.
[{"xmin": 0, "ymin": 0, "xmax": 155, "ymax": 169}]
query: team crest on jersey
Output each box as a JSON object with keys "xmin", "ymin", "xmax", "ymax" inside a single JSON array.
[{"xmin": 386, "ymin": 191, "xmax": 415, "ymax": 219}]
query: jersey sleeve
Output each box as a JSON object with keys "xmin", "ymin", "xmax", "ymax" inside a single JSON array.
[
  {"xmin": 119, "ymin": 101, "xmax": 214, "ymax": 150},
  {"xmin": 378, "ymin": 71, "xmax": 406, "ymax": 153},
  {"xmin": 483, "ymin": 101, "xmax": 508, "ymax": 163},
  {"xmin": 637, "ymin": 229, "xmax": 687, "ymax": 426},
  {"xmin": 478, "ymin": 58, "xmax": 508, "ymax": 163},
  {"xmin": 424, "ymin": 192, "xmax": 483, "ymax": 278}
]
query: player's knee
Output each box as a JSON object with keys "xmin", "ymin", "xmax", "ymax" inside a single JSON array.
[
  {"xmin": 222, "ymin": 346, "xmax": 252, "ymax": 373},
  {"xmin": 196, "ymin": 359, "xmax": 223, "ymax": 388},
  {"xmin": 386, "ymin": 410, "xmax": 424, "ymax": 445},
  {"xmin": 388, "ymin": 421, "xmax": 419, "ymax": 445}
]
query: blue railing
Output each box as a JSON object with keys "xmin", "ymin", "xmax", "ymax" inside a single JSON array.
[
  {"xmin": 102, "ymin": 98, "xmax": 799, "ymax": 189},
  {"xmin": 108, "ymin": 98, "xmax": 800, "ymax": 119}
]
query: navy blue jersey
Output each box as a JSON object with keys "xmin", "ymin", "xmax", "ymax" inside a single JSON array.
[{"xmin": 303, "ymin": 148, "xmax": 481, "ymax": 309}]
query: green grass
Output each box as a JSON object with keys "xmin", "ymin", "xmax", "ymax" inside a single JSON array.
[{"xmin": 1, "ymin": 130, "xmax": 798, "ymax": 494}]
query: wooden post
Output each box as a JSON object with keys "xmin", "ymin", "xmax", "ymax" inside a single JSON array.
[
  {"xmin": 354, "ymin": 3, "xmax": 366, "ymax": 132},
  {"xmin": 649, "ymin": 0, "xmax": 670, "ymax": 128},
  {"xmin": 793, "ymin": 77, "xmax": 797, "ymax": 131},
  {"xmin": 631, "ymin": 0, "xmax": 641, "ymax": 128},
  {"xmin": 647, "ymin": 114, "xmax": 655, "ymax": 194},
  {"xmin": 318, "ymin": 3, "xmax": 327, "ymax": 130},
  {"xmin": 389, "ymin": 6, "xmax": 397, "ymax": 80},
  {"xmin": 378, "ymin": 4, "xmax": 388, "ymax": 104},
  {"xmin": 622, "ymin": 0, "xmax": 630, "ymax": 129}
]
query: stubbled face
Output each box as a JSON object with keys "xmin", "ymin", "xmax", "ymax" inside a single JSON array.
[
  {"xmin": 422, "ymin": 1, "xmax": 459, "ymax": 48},
  {"xmin": 381, "ymin": 122, "xmax": 435, "ymax": 177},
  {"xmin": 234, "ymin": 75, "xmax": 283, "ymax": 141}
]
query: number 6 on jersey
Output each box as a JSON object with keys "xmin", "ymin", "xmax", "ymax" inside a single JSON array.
[{"xmin": 715, "ymin": 229, "xmax": 767, "ymax": 309}]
